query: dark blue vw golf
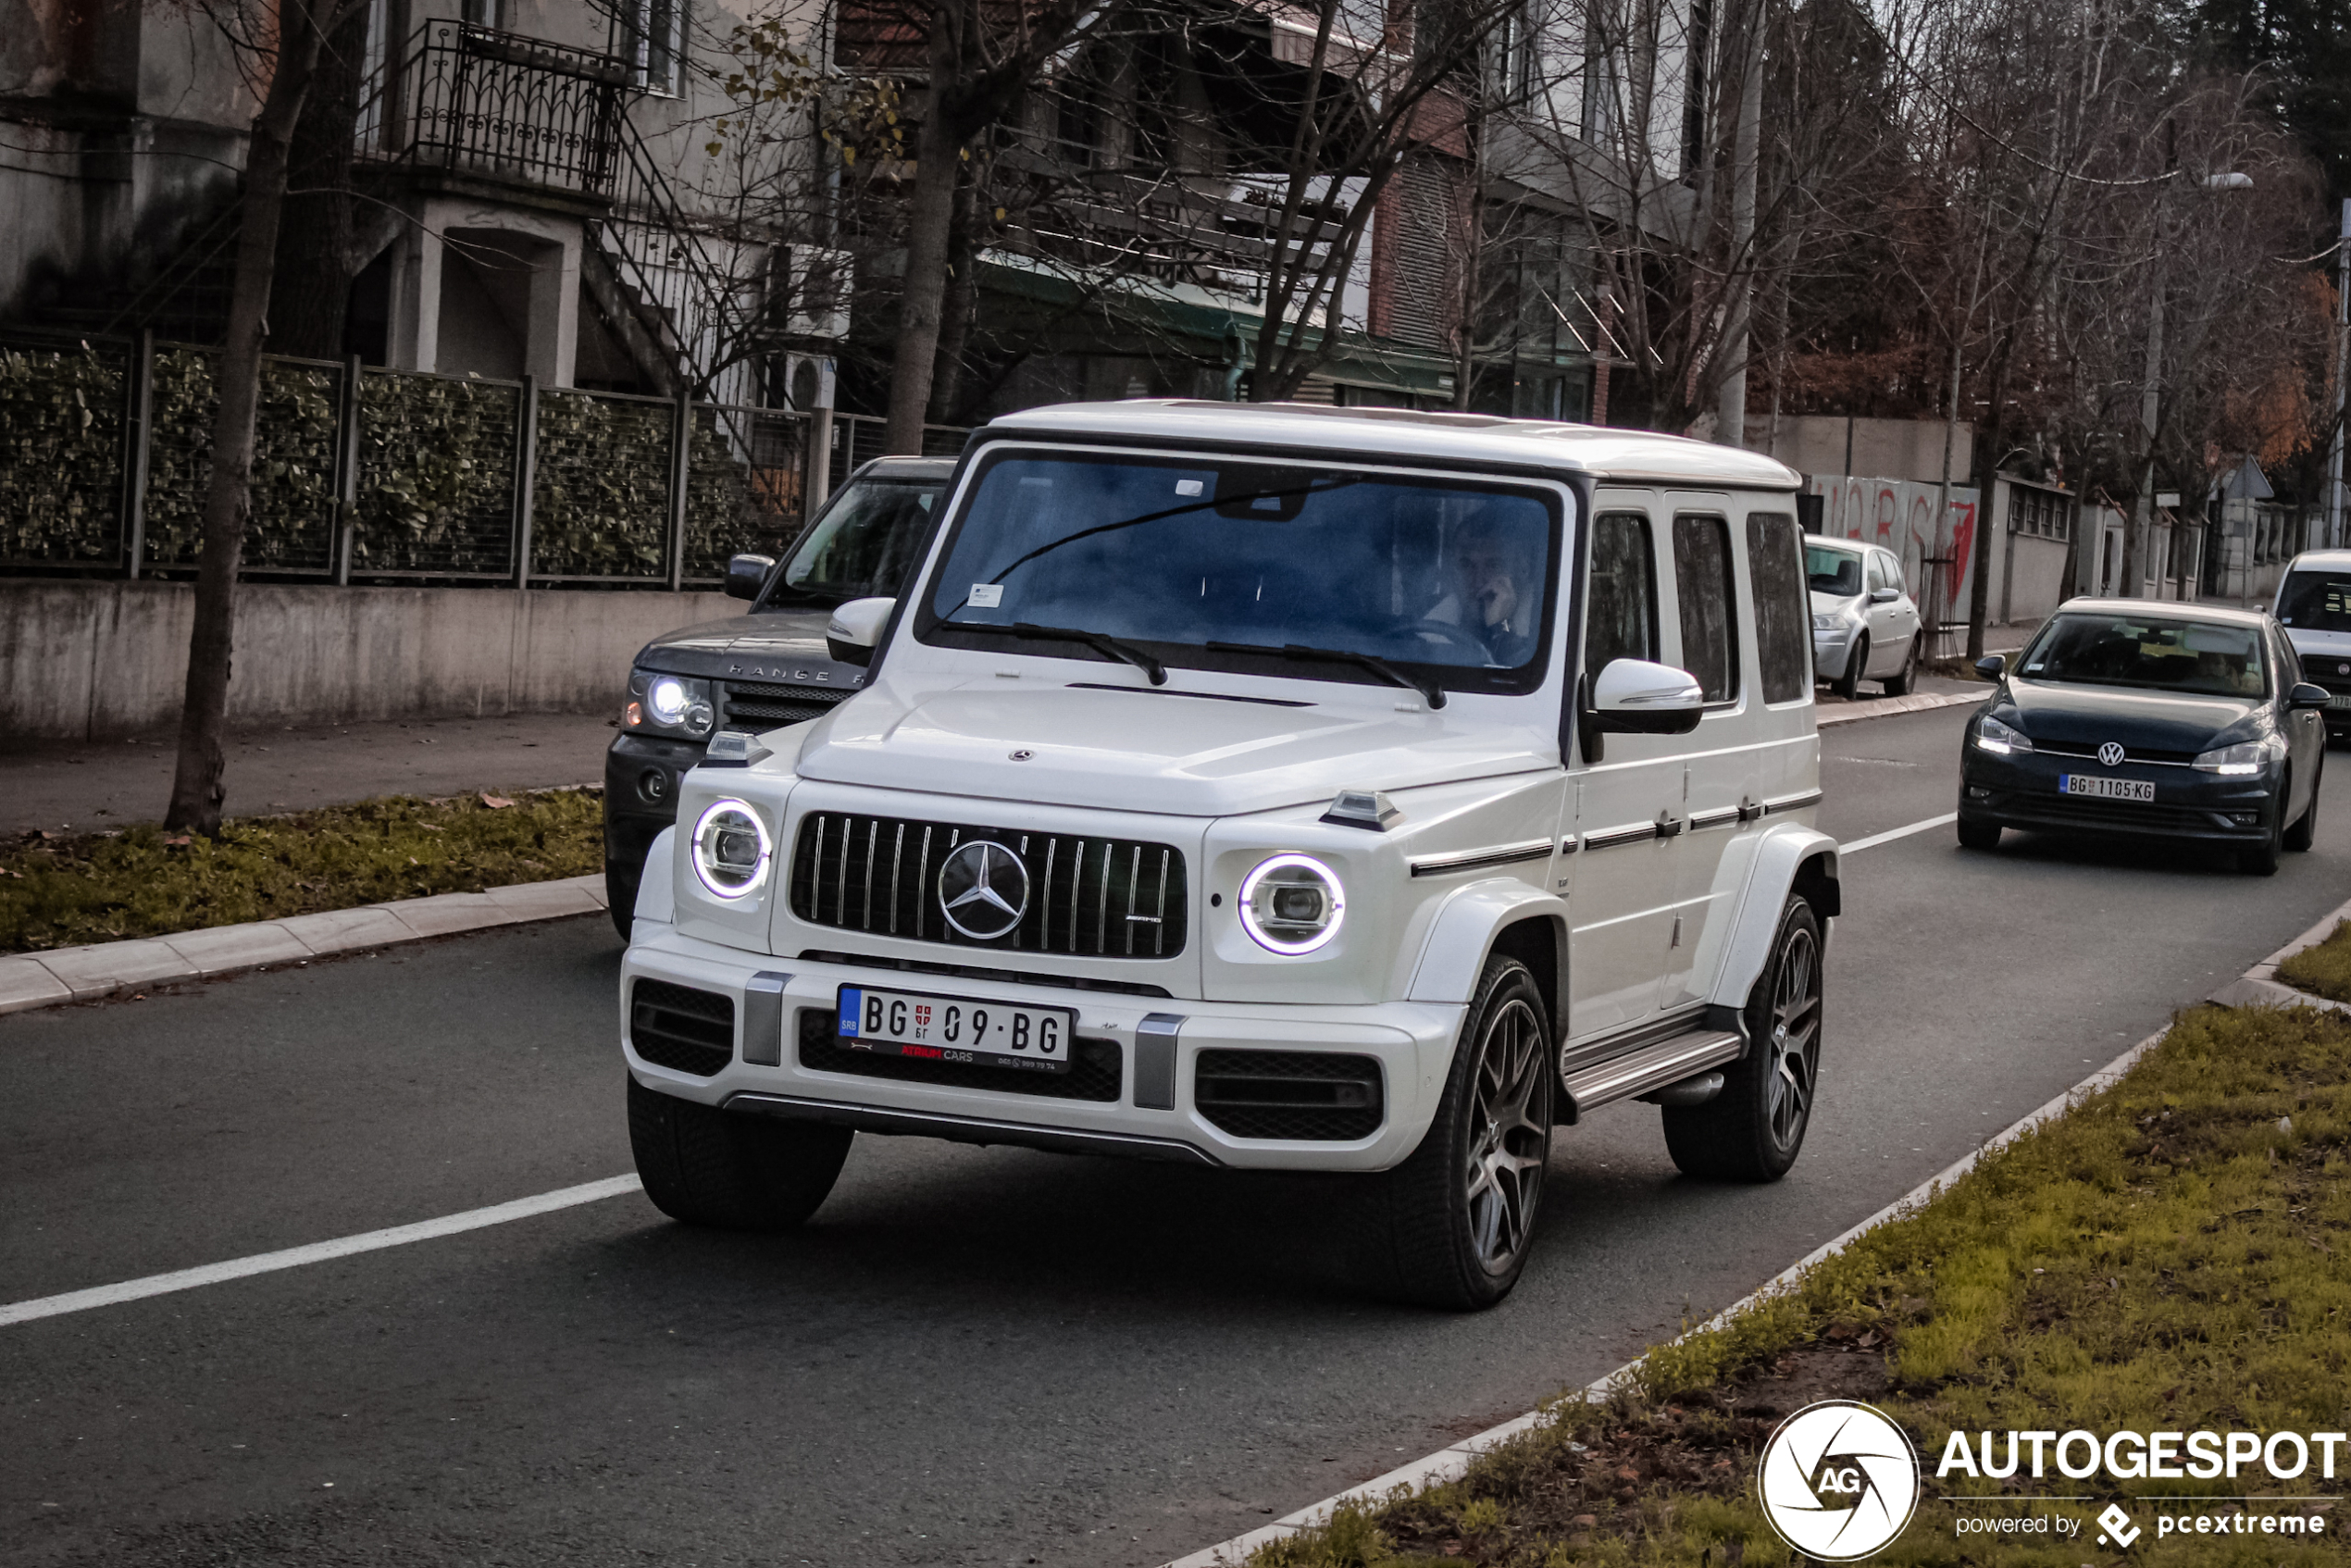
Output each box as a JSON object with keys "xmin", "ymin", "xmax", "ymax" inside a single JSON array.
[{"xmin": 1957, "ymin": 599, "xmax": 2330, "ymax": 875}]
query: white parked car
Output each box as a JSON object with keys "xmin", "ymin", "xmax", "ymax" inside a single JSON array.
[
  {"xmin": 1809, "ymin": 536, "xmax": 1922, "ymax": 697},
  {"xmin": 2274, "ymin": 548, "xmax": 2351, "ymax": 740},
  {"xmin": 621, "ymin": 403, "xmax": 1840, "ymax": 1309}
]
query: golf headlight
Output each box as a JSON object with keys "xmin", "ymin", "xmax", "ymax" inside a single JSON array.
[
  {"xmin": 628, "ymin": 670, "xmax": 715, "ymax": 738},
  {"xmin": 2195, "ymin": 740, "xmax": 2272, "ymax": 776},
  {"xmin": 690, "ymin": 799, "xmax": 771, "ymax": 899},
  {"xmin": 1238, "ymin": 853, "xmax": 1345, "ymax": 954},
  {"xmin": 1974, "ymin": 715, "xmax": 2032, "ymax": 755}
]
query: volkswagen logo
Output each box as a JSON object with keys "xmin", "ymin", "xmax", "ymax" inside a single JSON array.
[
  {"xmin": 2097, "ymin": 740, "xmax": 2125, "ymax": 767},
  {"xmin": 937, "ymin": 840, "xmax": 1030, "ymax": 940}
]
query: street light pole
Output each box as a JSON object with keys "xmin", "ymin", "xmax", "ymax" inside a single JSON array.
[{"xmin": 2327, "ymin": 198, "xmax": 2351, "ymax": 550}]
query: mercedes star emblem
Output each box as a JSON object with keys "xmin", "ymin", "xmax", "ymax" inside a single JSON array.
[
  {"xmin": 2098, "ymin": 740, "xmax": 2125, "ymax": 767},
  {"xmin": 938, "ymin": 840, "xmax": 1031, "ymax": 940}
]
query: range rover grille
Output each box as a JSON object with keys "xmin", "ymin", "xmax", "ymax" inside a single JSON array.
[
  {"xmin": 796, "ymin": 1009, "xmax": 1123, "ymax": 1101},
  {"xmin": 1194, "ymin": 1050, "xmax": 1385, "ymax": 1141},
  {"xmin": 721, "ymin": 680, "xmax": 856, "ymax": 728},
  {"xmin": 787, "ymin": 813, "xmax": 1188, "ymax": 959},
  {"xmin": 630, "ymin": 979, "xmax": 734, "ymax": 1076}
]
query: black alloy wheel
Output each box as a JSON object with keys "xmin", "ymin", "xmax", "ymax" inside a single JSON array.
[
  {"xmin": 1357, "ymin": 955, "xmax": 1553, "ymax": 1310},
  {"xmin": 1664, "ymin": 897, "xmax": 1822, "ymax": 1181},
  {"xmin": 1883, "ymin": 634, "xmax": 1920, "ymax": 697},
  {"xmin": 1956, "ymin": 813, "xmax": 2002, "ymax": 851}
]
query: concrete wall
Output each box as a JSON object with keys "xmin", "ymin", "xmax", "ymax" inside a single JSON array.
[
  {"xmin": 1, "ymin": 581, "xmax": 737, "ymax": 740},
  {"xmin": 1747, "ymin": 416, "xmax": 1974, "ymax": 487}
]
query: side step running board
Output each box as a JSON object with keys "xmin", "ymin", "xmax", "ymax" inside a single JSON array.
[{"xmin": 1559, "ymin": 1027, "xmax": 1743, "ymax": 1123}]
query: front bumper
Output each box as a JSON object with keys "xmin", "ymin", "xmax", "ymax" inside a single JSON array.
[
  {"xmin": 1959, "ymin": 745, "xmax": 2279, "ymax": 842},
  {"xmin": 604, "ymin": 733, "xmax": 705, "ymax": 876},
  {"xmin": 1812, "ymin": 628, "xmax": 1858, "ymax": 679},
  {"xmin": 619, "ymin": 924, "xmax": 1463, "ymax": 1171}
]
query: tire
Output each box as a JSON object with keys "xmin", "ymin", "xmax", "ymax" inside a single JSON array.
[
  {"xmin": 1882, "ymin": 635, "xmax": 1920, "ymax": 697},
  {"xmin": 1834, "ymin": 635, "xmax": 1869, "ymax": 700},
  {"xmin": 606, "ymin": 861, "xmax": 640, "ymax": 942},
  {"xmin": 1663, "ymin": 897, "xmax": 1822, "ymax": 1182},
  {"xmin": 628, "ymin": 1075, "xmax": 852, "ymax": 1231},
  {"xmin": 2286, "ymin": 752, "xmax": 2322, "ymax": 852},
  {"xmin": 1956, "ymin": 814, "xmax": 2002, "ymax": 851},
  {"xmin": 1356, "ymin": 956, "xmax": 1553, "ymax": 1310},
  {"xmin": 2241, "ymin": 775, "xmax": 2287, "ymax": 876}
]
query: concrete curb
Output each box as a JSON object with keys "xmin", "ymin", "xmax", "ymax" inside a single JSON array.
[
  {"xmin": 0, "ymin": 875, "xmax": 609, "ymax": 1019},
  {"xmin": 1815, "ymin": 689, "xmax": 1984, "ymax": 728},
  {"xmin": 1163, "ymin": 890, "xmax": 2351, "ymax": 1568}
]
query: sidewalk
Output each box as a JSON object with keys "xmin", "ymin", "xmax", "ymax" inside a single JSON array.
[{"xmin": 1, "ymin": 712, "xmax": 619, "ymax": 837}]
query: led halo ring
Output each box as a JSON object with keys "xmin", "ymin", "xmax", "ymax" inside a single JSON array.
[
  {"xmin": 690, "ymin": 798, "xmax": 772, "ymax": 901},
  {"xmin": 1238, "ymin": 852, "xmax": 1346, "ymax": 954}
]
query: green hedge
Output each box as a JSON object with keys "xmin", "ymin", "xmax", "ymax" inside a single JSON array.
[{"xmin": 0, "ymin": 344, "xmax": 125, "ymax": 566}]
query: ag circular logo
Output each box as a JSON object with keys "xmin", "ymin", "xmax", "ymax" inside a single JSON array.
[
  {"xmin": 1756, "ymin": 1400, "xmax": 1920, "ymax": 1562},
  {"xmin": 937, "ymin": 839, "xmax": 1029, "ymax": 940}
]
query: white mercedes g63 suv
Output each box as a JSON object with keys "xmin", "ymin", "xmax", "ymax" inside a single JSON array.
[{"xmin": 620, "ymin": 402, "xmax": 1837, "ymax": 1309}]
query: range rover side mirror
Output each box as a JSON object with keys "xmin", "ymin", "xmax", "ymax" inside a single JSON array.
[
  {"xmin": 1869, "ymin": 586, "xmax": 1901, "ymax": 604},
  {"xmin": 2290, "ymin": 681, "xmax": 2332, "ymax": 710},
  {"xmin": 1588, "ymin": 658, "xmax": 1706, "ymax": 735},
  {"xmin": 1975, "ymin": 654, "xmax": 2006, "ymax": 680},
  {"xmin": 825, "ymin": 596, "xmax": 896, "ymax": 666},
  {"xmin": 724, "ymin": 552, "xmax": 776, "ymax": 602}
]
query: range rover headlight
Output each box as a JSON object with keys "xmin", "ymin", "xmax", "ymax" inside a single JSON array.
[
  {"xmin": 690, "ymin": 799, "xmax": 770, "ymax": 900},
  {"xmin": 628, "ymin": 670, "xmax": 715, "ymax": 739},
  {"xmin": 1239, "ymin": 853, "xmax": 1345, "ymax": 954}
]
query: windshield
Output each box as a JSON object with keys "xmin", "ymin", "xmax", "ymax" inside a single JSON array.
[
  {"xmin": 760, "ymin": 476, "xmax": 943, "ymax": 610},
  {"xmin": 915, "ymin": 450, "xmax": 1560, "ymax": 694},
  {"xmin": 2016, "ymin": 613, "xmax": 2268, "ymax": 699},
  {"xmin": 2279, "ymin": 571, "xmax": 2351, "ymax": 635},
  {"xmin": 1806, "ymin": 544, "xmax": 1861, "ymax": 596}
]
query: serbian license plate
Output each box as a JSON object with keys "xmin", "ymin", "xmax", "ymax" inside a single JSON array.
[
  {"xmin": 2330, "ymin": 694, "xmax": 2351, "ymax": 710},
  {"xmin": 2060, "ymin": 774, "xmax": 2154, "ymax": 803},
  {"xmin": 835, "ymin": 985, "xmax": 1075, "ymax": 1075}
]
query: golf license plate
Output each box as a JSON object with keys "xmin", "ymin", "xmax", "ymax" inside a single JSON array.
[
  {"xmin": 835, "ymin": 984, "xmax": 1075, "ymax": 1075},
  {"xmin": 2059, "ymin": 774, "xmax": 2154, "ymax": 803}
]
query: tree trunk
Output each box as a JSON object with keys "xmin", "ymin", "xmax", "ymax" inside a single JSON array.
[
  {"xmin": 1711, "ymin": 0, "xmax": 1764, "ymax": 448},
  {"xmin": 269, "ymin": 5, "xmax": 367, "ymax": 359},
  {"xmin": 1963, "ymin": 331, "xmax": 2015, "ymax": 658},
  {"xmin": 883, "ymin": 5, "xmax": 966, "ymax": 455},
  {"xmin": 927, "ymin": 159, "xmax": 981, "ymax": 425},
  {"xmin": 165, "ymin": 1, "xmax": 332, "ymax": 834}
]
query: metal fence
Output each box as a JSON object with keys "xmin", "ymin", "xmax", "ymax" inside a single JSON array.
[{"xmin": 0, "ymin": 330, "xmax": 970, "ymax": 587}]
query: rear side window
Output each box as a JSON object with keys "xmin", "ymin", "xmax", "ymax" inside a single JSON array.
[
  {"xmin": 1586, "ymin": 513, "xmax": 1659, "ymax": 670},
  {"xmin": 1673, "ymin": 515, "xmax": 1739, "ymax": 703},
  {"xmin": 1747, "ymin": 512, "xmax": 1810, "ymax": 703}
]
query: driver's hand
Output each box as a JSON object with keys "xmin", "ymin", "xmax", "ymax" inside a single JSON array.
[{"xmin": 1472, "ymin": 573, "xmax": 1519, "ymax": 630}]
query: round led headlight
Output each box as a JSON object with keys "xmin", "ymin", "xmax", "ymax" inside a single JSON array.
[
  {"xmin": 648, "ymin": 676, "xmax": 691, "ymax": 725},
  {"xmin": 690, "ymin": 799, "xmax": 771, "ymax": 900},
  {"xmin": 1238, "ymin": 852, "xmax": 1345, "ymax": 954}
]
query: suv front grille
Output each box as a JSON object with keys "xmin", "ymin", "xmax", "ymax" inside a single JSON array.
[
  {"xmin": 1194, "ymin": 1050, "xmax": 1385, "ymax": 1141},
  {"xmin": 795, "ymin": 1009, "xmax": 1122, "ymax": 1101},
  {"xmin": 630, "ymin": 980, "xmax": 734, "ymax": 1076},
  {"xmin": 788, "ymin": 813, "xmax": 1188, "ymax": 959},
  {"xmin": 722, "ymin": 680, "xmax": 856, "ymax": 728}
]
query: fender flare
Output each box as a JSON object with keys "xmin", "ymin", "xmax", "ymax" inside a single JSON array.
[
  {"xmin": 1707, "ymin": 825, "xmax": 1838, "ymax": 1013},
  {"xmin": 634, "ymin": 826, "xmax": 678, "ymax": 929},
  {"xmin": 1405, "ymin": 878, "xmax": 1570, "ymax": 1006}
]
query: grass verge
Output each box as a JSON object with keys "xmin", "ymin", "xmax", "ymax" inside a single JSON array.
[
  {"xmin": 0, "ymin": 788, "xmax": 603, "ymax": 953},
  {"xmin": 2279, "ymin": 922, "xmax": 2351, "ymax": 1005},
  {"xmin": 1254, "ymin": 1003, "xmax": 2351, "ymax": 1566}
]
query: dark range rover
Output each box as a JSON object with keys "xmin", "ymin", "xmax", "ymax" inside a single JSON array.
[{"xmin": 603, "ymin": 456, "xmax": 954, "ymax": 934}]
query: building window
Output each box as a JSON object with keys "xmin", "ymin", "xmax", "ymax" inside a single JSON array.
[
  {"xmin": 628, "ymin": 0, "xmax": 686, "ymax": 95},
  {"xmin": 462, "ymin": 0, "xmax": 508, "ymax": 28}
]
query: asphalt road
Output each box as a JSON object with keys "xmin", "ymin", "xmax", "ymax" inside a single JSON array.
[{"xmin": 6, "ymin": 703, "xmax": 2348, "ymax": 1567}]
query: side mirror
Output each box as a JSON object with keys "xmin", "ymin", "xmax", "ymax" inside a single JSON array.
[
  {"xmin": 825, "ymin": 596, "xmax": 896, "ymax": 666},
  {"xmin": 1869, "ymin": 586, "xmax": 1901, "ymax": 604},
  {"xmin": 1588, "ymin": 658, "xmax": 1706, "ymax": 735},
  {"xmin": 1974, "ymin": 654, "xmax": 2007, "ymax": 681},
  {"xmin": 2290, "ymin": 681, "xmax": 2333, "ymax": 711},
  {"xmin": 724, "ymin": 553, "xmax": 775, "ymax": 602}
]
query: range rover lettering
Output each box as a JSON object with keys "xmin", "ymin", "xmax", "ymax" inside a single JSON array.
[{"xmin": 619, "ymin": 403, "xmax": 1839, "ymax": 1309}]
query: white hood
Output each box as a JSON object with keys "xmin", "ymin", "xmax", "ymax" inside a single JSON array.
[{"xmin": 790, "ymin": 679, "xmax": 1558, "ymax": 817}]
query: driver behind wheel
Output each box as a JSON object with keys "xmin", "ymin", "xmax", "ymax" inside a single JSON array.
[{"xmin": 1429, "ymin": 516, "xmax": 1541, "ymax": 666}]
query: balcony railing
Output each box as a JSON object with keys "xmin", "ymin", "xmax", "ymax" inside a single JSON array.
[{"xmin": 356, "ymin": 22, "xmax": 629, "ymax": 197}]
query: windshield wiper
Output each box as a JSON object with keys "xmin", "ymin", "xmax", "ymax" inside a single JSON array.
[
  {"xmin": 951, "ymin": 620, "xmax": 1168, "ymax": 685},
  {"xmin": 1204, "ymin": 641, "xmax": 1446, "ymax": 710}
]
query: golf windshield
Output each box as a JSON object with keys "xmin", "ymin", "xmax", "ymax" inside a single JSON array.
[
  {"xmin": 2017, "ymin": 613, "xmax": 2268, "ymax": 698},
  {"xmin": 762, "ymin": 477, "xmax": 942, "ymax": 609},
  {"xmin": 916, "ymin": 450, "xmax": 1561, "ymax": 693},
  {"xmin": 2278, "ymin": 571, "xmax": 2351, "ymax": 634},
  {"xmin": 1806, "ymin": 544, "xmax": 1862, "ymax": 596}
]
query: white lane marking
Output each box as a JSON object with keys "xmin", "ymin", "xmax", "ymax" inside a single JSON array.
[
  {"xmin": 1839, "ymin": 812, "xmax": 1958, "ymax": 854},
  {"xmin": 0, "ymin": 1175, "xmax": 642, "ymax": 1329}
]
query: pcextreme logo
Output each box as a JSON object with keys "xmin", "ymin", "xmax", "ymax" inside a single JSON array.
[{"xmin": 1757, "ymin": 1400, "xmax": 1922, "ymax": 1562}]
